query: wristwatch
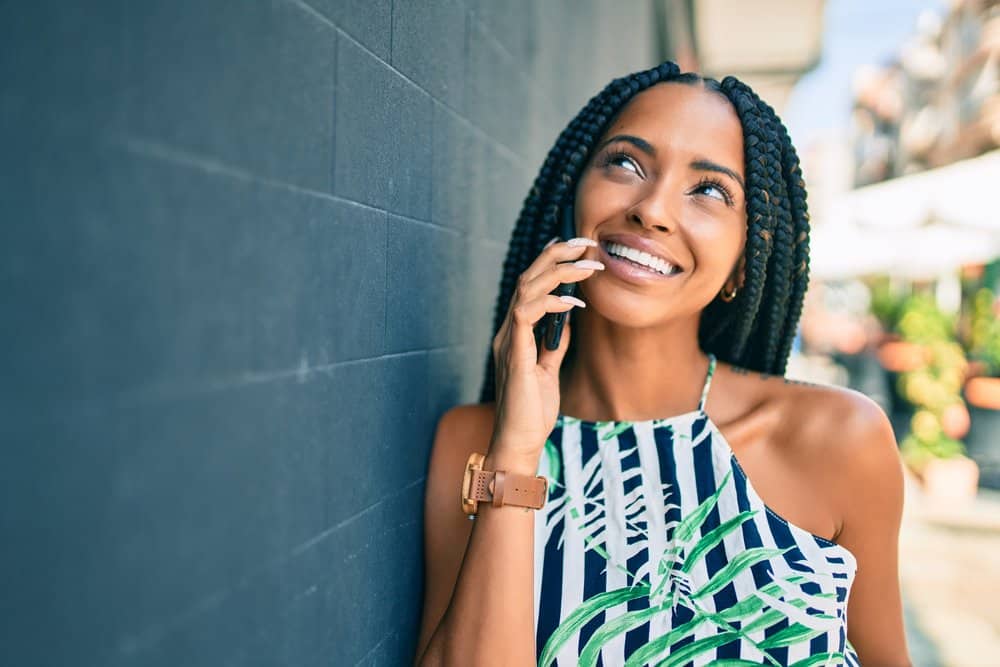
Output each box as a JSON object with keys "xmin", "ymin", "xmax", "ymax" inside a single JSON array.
[{"xmin": 461, "ymin": 452, "xmax": 548, "ymax": 518}]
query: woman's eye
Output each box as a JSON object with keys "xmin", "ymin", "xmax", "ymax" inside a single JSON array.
[
  {"xmin": 605, "ymin": 152, "xmax": 641, "ymax": 175},
  {"xmin": 693, "ymin": 182, "xmax": 729, "ymax": 203}
]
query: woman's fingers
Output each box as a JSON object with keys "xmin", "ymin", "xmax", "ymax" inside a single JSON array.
[
  {"xmin": 493, "ymin": 237, "xmax": 601, "ymax": 370},
  {"xmin": 519, "ymin": 236, "xmax": 600, "ymax": 284},
  {"xmin": 508, "ymin": 293, "xmax": 584, "ymax": 369},
  {"xmin": 523, "ymin": 257, "xmax": 604, "ymax": 301}
]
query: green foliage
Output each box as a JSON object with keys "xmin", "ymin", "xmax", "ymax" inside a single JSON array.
[
  {"xmin": 968, "ymin": 287, "xmax": 1000, "ymax": 376},
  {"xmin": 896, "ymin": 293, "xmax": 957, "ymax": 343},
  {"xmin": 894, "ymin": 295, "xmax": 969, "ymax": 464},
  {"xmin": 868, "ymin": 277, "xmax": 907, "ymax": 332}
]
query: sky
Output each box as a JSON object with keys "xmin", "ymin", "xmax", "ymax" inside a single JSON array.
[{"xmin": 783, "ymin": 0, "xmax": 949, "ymax": 151}]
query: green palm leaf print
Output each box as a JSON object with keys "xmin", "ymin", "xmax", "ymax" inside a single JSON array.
[
  {"xmin": 691, "ymin": 546, "xmax": 795, "ymax": 600},
  {"xmin": 681, "ymin": 510, "xmax": 758, "ymax": 573},
  {"xmin": 539, "ymin": 421, "xmax": 849, "ymax": 665},
  {"xmin": 577, "ymin": 601, "xmax": 670, "ymax": 667},
  {"xmin": 537, "ymin": 585, "xmax": 652, "ymax": 667},
  {"xmin": 788, "ymin": 651, "xmax": 847, "ymax": 667},
  {"xmin": 673, "ymin": 468, "xmax": 734, "ymax": 543}
]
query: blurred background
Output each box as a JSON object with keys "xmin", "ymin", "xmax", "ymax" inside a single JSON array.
[{"xmin": 2, "ymin": 0, "xmax": 997, "ymax": 665}]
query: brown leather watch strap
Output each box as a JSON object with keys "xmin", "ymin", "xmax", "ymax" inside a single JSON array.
[{"xmin": 470, "ymin": 468, "xmax": 547, "ymax": 509}]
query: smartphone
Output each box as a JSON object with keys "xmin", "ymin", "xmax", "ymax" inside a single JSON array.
[{"xmin": 540, "ymin": 203, "xmax": 578, "ymax": 351}]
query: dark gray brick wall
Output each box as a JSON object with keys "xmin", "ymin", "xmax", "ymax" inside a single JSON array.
[{"xmin": 1, "ymin": 1, "xmax": 659, "ymax": 665}]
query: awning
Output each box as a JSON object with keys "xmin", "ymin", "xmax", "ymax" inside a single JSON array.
[{"xmin": 810, "ymin": 149, "xmax": 1000, "ymax": 280}]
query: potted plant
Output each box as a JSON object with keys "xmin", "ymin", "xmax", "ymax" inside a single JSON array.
[
  {"xmin": 961, "ymin": 286, "xmax": 1000, "ymax": 489},
  {"xmin": 869, "ymin": 278, "xmax": 922, "ymax": 421},
  {"xmin": 892, "ymin": 295, "xmax": 979, "ymax": 505}
]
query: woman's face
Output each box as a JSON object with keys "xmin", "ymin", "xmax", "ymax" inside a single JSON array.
[{"xmin": 573, "ymin": 81, "xmax": 748, "ymax": 327}]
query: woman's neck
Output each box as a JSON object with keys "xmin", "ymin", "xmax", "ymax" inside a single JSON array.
[{"xmin": 557, "ymin": 336, "xmax": 710, "ymax": 422}]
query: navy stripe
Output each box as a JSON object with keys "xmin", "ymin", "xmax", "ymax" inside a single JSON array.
[
  {"xmin": 655, "ymin": 425, "xmax": 681, "ymax": 536},
  {"xmin": 809, "ymin": 625, "xmax": 829, "ymax": 656},
  {"xmin": 731, "ymin": 457, "xmax": 771, "ymax": 589},
  {"xmin": 763, "ymin": 511, "xmax": 810, "ymax": 665},
  {"xmin": 692, "ymin": 429, "xmax": 740, "ymax": 658},
  {"xmin": 536, "ymin": 424, "xmax": 567, "ymax": 662},
  {"xmin": 577, "ymin": 425, "xmax": 606, "ymax": 657},
  {"xmin": 766, "ymin": 510, "xmax": 812, "ymax": 574},
  {"xmin": 618, "ymin": 426, "xmax": 650, "ymax": 658}
]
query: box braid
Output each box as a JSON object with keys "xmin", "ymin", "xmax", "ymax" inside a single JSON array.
[{"xmin": 477, "ymin": 60, "xmax": 811, "ymax": 404}]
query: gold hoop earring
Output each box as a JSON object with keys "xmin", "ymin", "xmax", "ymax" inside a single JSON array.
[{"xmin": 720, "ymin": 285, "xmax": 738, "ymax": 302}]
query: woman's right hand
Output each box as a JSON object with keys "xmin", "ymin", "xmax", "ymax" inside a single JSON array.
[{"xmin": 487, "ymin": 236, "xmax": 604, "ymax": 470}]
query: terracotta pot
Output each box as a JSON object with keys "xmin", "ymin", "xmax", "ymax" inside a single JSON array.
[
  {"xmin": 921, "ymin": 455, "xmax": 980, "ymax": 507},
  {"xmin": 876, "ymin": 340, "xmax": 927, "ymax": 372},
  {"xmin": 941, "ymin": 402, "xmax": 971, "ymax": 439},
  {"xmin": 964, "ymin": 376, "xmax": 1000, "ymax": 410}
]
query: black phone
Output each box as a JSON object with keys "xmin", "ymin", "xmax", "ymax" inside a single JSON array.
[{"xmin": 540, "ymin": 203, "xmax": 578, "ymax": 351}]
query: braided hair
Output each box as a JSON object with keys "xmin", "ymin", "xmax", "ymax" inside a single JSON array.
[{"xmin": 477, "ymin": 60, "xmax": 811, "ymax": 403}]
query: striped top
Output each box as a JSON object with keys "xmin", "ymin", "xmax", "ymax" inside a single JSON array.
[{"xmin": 533, "ymin": 352, "xmax": 860, "ymax": 666}]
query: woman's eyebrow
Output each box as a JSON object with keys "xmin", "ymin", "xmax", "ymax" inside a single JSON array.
[
  {"xmin": 690, "ymin": 159, "xmax": 745, "ymax": 193},
  {"xmin": 598, "ymin": 134, "xmax": 656, "ymax": 157},
  {"xmin": 597, "ymin": 134, "xmax": 745, "ymax": 193}
]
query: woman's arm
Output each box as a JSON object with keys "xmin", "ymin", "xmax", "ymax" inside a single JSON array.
[
  {"xmin": 414, "ymin": 404, "xmax": 538, "ymax": 666},
  {"xmin": 832, "ymin": 393, "xmax": 913, "ymax": 666}
]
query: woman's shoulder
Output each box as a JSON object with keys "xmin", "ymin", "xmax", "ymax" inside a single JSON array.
[
  {"xmin": 718, "ymin": 359, "xmax": 890, "ymax": 444},
  {"xmin": 771, "ymin": 372, "xmax": 894, "ymax": 453},
  {"xmin": 769, "ymin": 370, "xmax": 902, "ymax": 527},
  {"xmin": 718, "ymin": 360, "xmax": 897, "ymax": 476},
  {"xmin": 433, "ymin": 401, "xmax": 498, "ymax": 456},
  {"xmin": 721, "ymin": 362, "xmax": 901, "ymax": 541}
]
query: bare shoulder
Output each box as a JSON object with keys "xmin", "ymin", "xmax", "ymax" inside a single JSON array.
[
  {"xmin": 723, "ymin": 359, "xmax": 896, "ymax": 459},
  {"xmin": 437, "ymin": 401, "xmax": 498, "ymax": 452},
  {"xmin": 716, "ymin": 360, "xmax": 902, "ymax": 543},
  {"xmin": 777, "ymin": 376, "xmax": 904, "ymax": 541},
  {"xmin": 780, "ymin": 377, "xmax": 899, "ymax": 465},
  {"xmin": 415, "ymin": 401, "xmax": 497, "ymax": 663},
  {"xmin": 424, "ymin": 399, "xmax": 498, "ymax": 550}
]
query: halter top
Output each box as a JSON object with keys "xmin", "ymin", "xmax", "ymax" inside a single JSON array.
[{"xmin": 533, "ymin": 353, "xmax": 861, "ymax": 666}]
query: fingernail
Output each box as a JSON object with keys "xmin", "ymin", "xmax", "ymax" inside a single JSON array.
[
  {"xmin": 568, "ymin": 237, "xmax": 598, "ymax": 247},
  {"xmin": 558, "ymin": 295, "xmax": 586, "ymax": 308},
  {"xmin": 573, "ymin": 259, "xmax": 605, "ymax": 270},
  {"xmin": 544, "ymin": 236, "xmax": 560, "ymax": 249}
]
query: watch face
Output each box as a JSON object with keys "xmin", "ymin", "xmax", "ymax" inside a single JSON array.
[{"xmin": 461, "ymin": 452, "xmax": 485, "ymax": 515}]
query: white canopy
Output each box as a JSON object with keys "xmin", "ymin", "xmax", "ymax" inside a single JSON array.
[{"xmin": 810, "ymin": 149, "xmax": 1000, "ymax": 281}]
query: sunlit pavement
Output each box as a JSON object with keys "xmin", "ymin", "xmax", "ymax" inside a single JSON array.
[{"xmin": 898, "ymin": 466, "xmax": 1000, "ymax": 665}]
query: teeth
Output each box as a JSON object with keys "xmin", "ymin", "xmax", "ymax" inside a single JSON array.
[{"xmin": 605, "ymin": 242, "xmax": 678, "ymax": 275}]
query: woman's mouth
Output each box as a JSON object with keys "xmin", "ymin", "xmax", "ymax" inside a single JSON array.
[{"xmin": 598, "ymin": 241, "xmax": 684, "ymax": 284}]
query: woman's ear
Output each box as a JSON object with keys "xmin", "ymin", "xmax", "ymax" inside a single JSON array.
[{"xmin": 731, "ymin": 254, "xmax": 746, "ymax": 290}]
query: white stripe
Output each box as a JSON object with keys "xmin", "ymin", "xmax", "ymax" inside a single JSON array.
[
  {"xmin": 596, "ymin": 423, "xmax": 630, "ymax": 664},
  {"xmin": 709, "ymin": 430, "xmax": 767, "ymax": 661},
  {"xmin": 634, "ymin": 418, "xmax": 668, "ymax": 620},
  {"xmin": 557, "ymin": 419, "xmax": 586, "ymax": 665},
  {"xmin": 669, "ymin": 416, "xmax": 718, "ymax": 665},
  {"xmin": 782, "ymin": 528, "xmax": 841, "ymax": 664}
]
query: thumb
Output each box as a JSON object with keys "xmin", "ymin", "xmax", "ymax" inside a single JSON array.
[{"xmin": 538, "ymin": 309, "xmax": 572, "ymax": 375}]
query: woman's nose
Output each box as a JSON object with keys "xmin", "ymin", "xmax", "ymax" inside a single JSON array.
[{"xmin": 626, "ymin": 185, "xmax": 680, "ymax": 234}]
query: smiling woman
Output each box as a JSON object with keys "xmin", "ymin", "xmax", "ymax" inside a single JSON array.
[{"xmin": 415, "ymin": 60, "xmax": 911, "ymax": 667}]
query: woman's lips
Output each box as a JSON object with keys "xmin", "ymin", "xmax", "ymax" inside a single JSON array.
[{"xmin": 598, "ymin": 242, "xmax": 684, "ymax": 284}]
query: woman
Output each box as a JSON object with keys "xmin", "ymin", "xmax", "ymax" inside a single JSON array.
[{"xmin": 415, "ymin": 61, "xmax": 910, "ymax": 666}]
